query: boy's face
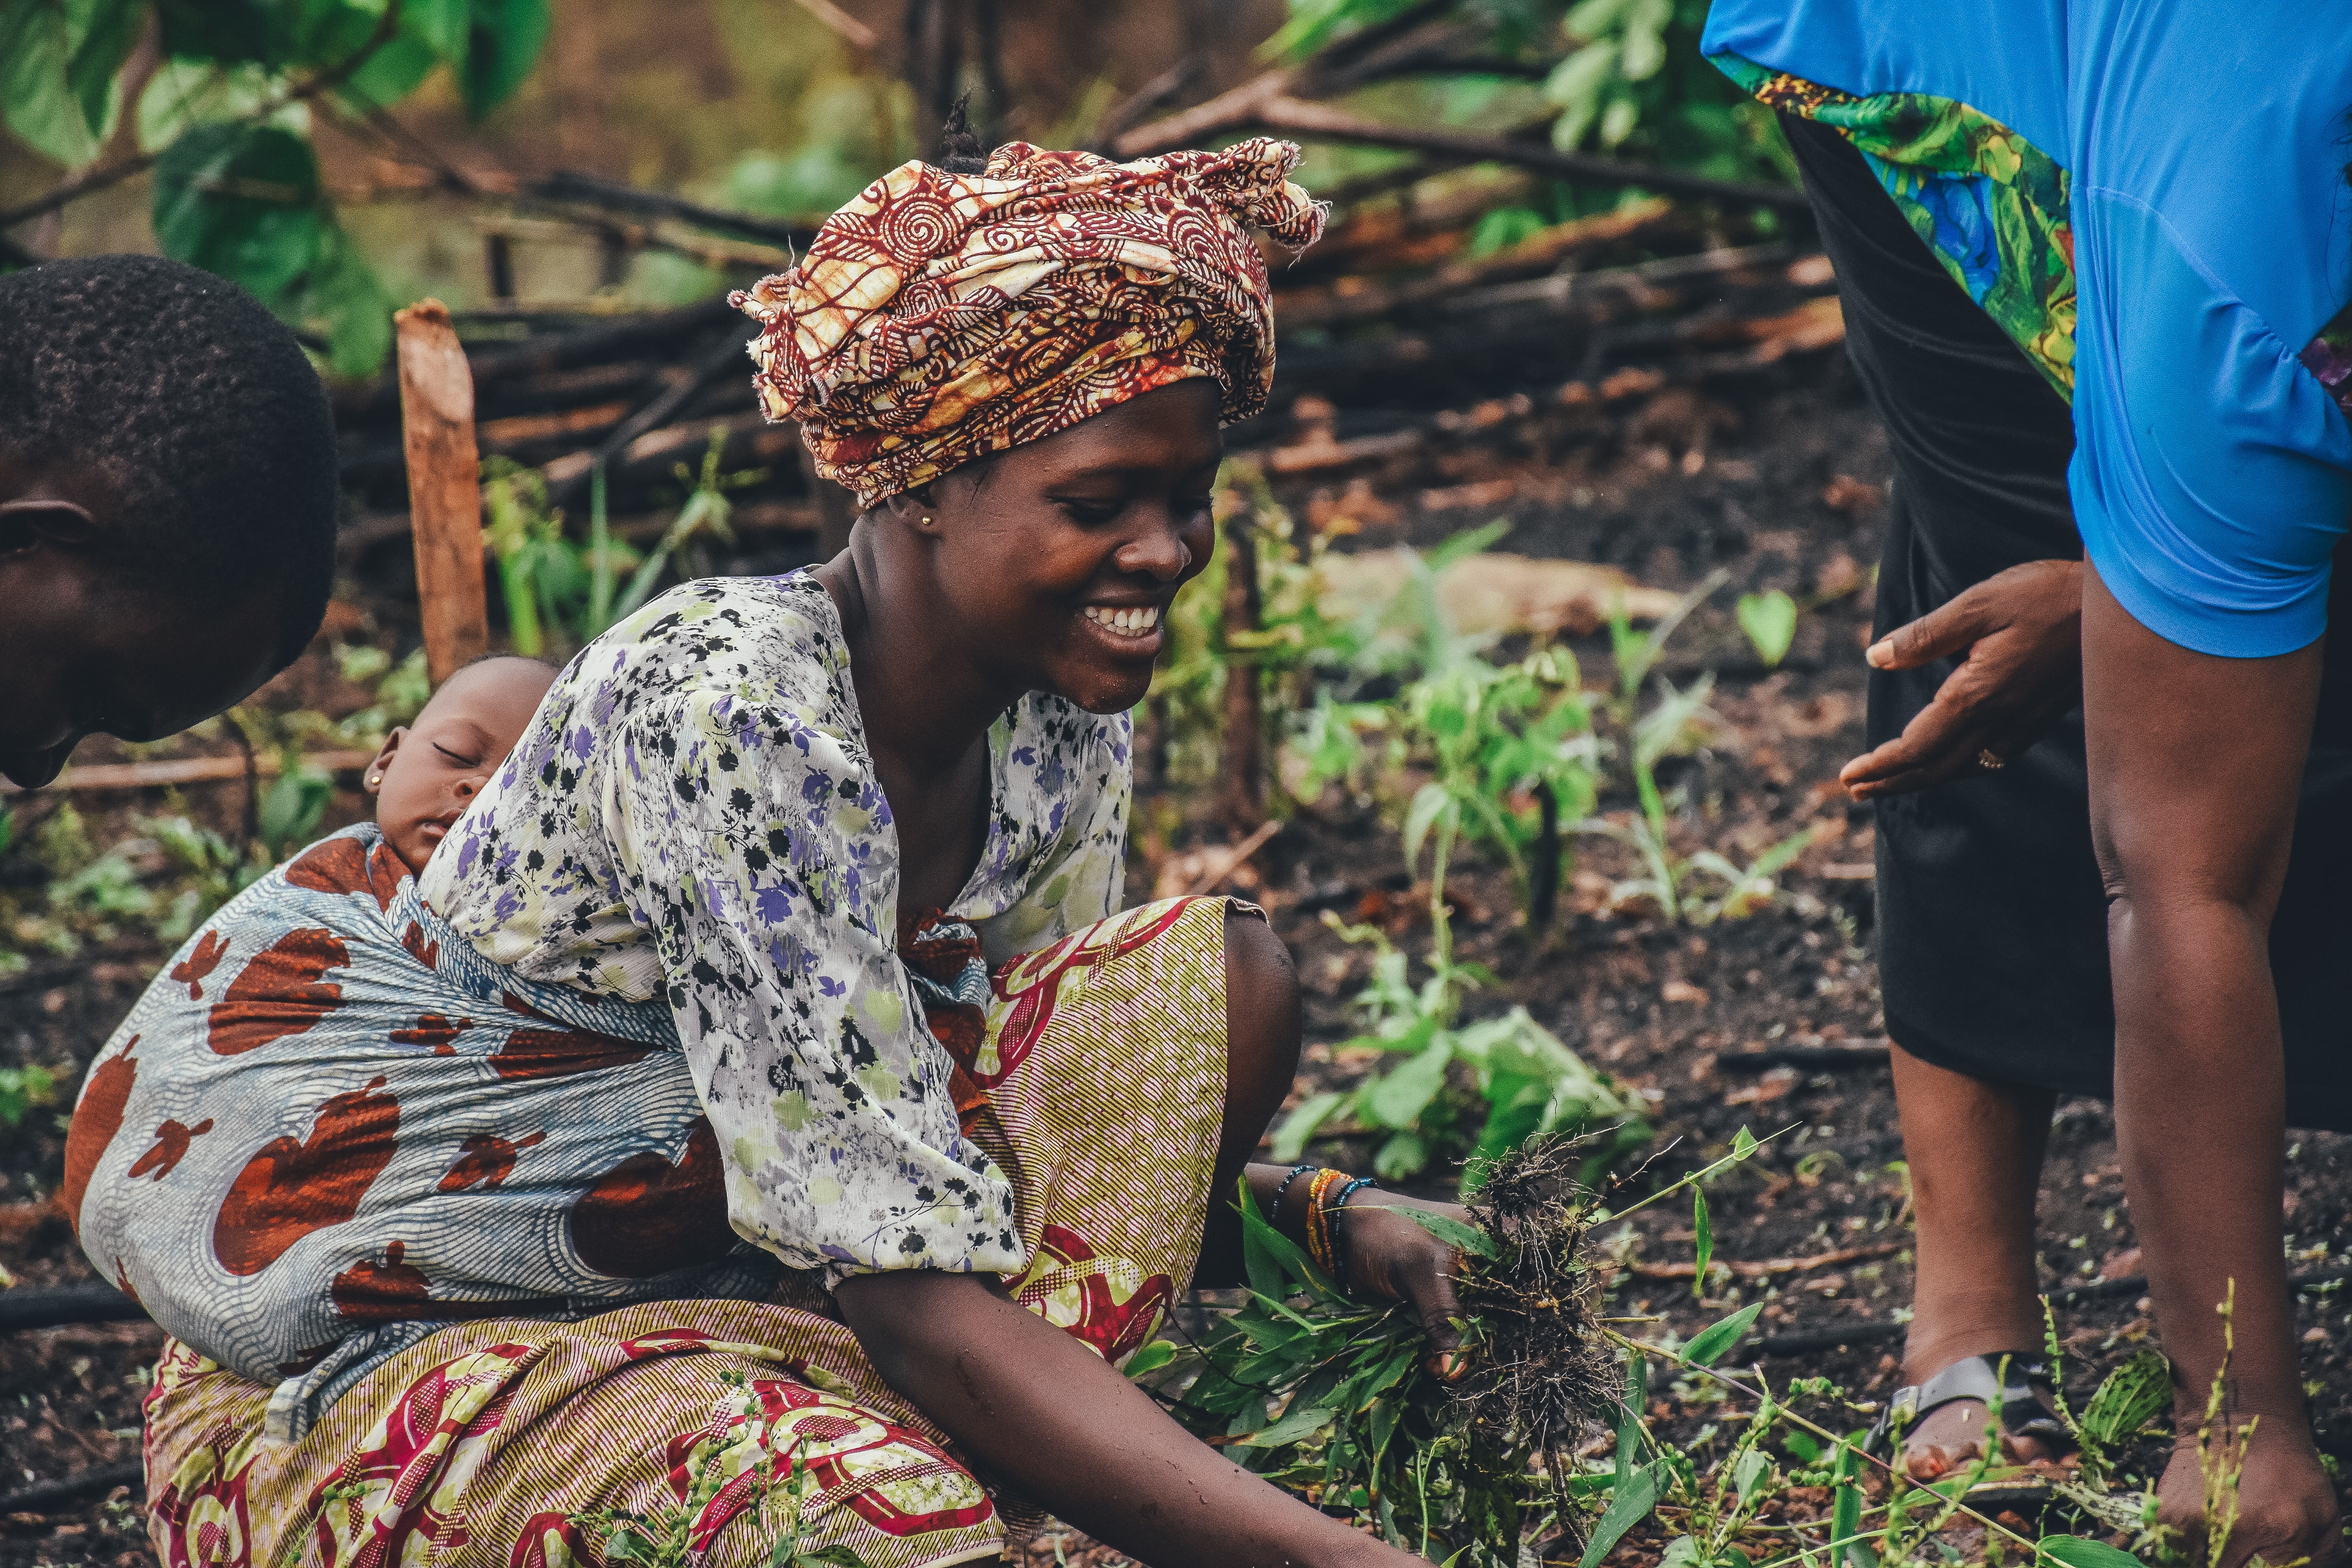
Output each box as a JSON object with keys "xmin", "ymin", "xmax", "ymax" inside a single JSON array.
[
  {"xmin": 366, "ymin": 657, "xmax": 555, "ymax": 874},
  {"xmin": 0, "ymin": 483, "xmax": 285, "ymax": 790}
]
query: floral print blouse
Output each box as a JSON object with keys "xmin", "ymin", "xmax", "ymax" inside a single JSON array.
[{"xmin": 419, "ymin": 573, "xmax": 1132, "ymax": 1278}]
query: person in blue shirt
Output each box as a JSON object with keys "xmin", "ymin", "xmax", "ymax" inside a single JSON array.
[{"xmin": 1703, "ymin": 6, "xmax": 2352, "ymax": 1562}]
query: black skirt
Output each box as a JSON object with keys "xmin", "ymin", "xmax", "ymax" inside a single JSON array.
[{"xmin": 1783, "ymin": 112, "xmax": 2352, "ymax": 1131}]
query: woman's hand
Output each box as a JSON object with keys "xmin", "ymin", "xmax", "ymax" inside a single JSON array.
[
  {"xmin": 1338, "ymin": 1189, "xmax": 1471, "ymax": 1375},
  {"xmin": 1840, "ymin": 558, "xmax": 2083, "ymax": 800}
]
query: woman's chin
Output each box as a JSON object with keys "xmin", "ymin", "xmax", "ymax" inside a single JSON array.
[{"xmin": 1050, "ymin": 662, "xmax": 1157, "ymax": 716}]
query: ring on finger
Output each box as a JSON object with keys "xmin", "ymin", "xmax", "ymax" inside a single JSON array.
[{"xmin": 1976, "ymin": 748, "xmax": 2004, "ymax": 771}]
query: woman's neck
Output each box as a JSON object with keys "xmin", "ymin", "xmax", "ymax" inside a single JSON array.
[{"xmin": 816, "ymin": 527, "xmax": 1021, "ymax": 784}]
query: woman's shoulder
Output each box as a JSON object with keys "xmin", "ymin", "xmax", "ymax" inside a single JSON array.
[{"xmin": 540, "ymin": 574, "xmax": 853, "ymax": 740}]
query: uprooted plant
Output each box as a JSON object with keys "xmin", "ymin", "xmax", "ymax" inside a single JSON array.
[
  {"xmin": 1134, "ymin": 1135, "xmax": 1635, "ymax": 1563},
  {"xmin": 1138, "ymin": 1126, "xmax": 2204, "ymax": 1567}
]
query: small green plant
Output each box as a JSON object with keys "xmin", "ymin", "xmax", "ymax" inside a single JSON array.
[
  {"xmin": 0, "ymin": 1064, "xmax": 59, "ymax": 1129},
  {"xmin": 1582, "ymin": 576, "xmax": 1819, "ymax": 924},
  {"xmin": 485, "ymin": 434, "xmax": 758, "ymax": 658},
  {"xmin": 1273, "ymin": 902, "xmax": 1645, "ymax": 1186},
  {"xmin": 1735, "ymin": 589, "xmax": 1799, "ymax": 668}
]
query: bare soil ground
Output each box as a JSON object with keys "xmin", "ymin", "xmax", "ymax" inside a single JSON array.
[{"xmin": 7, "ymin": 355, "xmax": 2350, "ymax": 1565}]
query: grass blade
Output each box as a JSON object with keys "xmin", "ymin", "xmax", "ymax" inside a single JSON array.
[
  {"xmin": 1361, "ymin": 1203, "xmax": 1497, "ymax": 1259},
  {"xmin": 1578, "ymin": 1462, "xmax": 1661, "ymax": 1568},
  {"xmin": 1684, "ymin": 1302, "xmax": 1762, "ymax": 1366},
  {"xmin": 1692, "ymin": 1187, "xmax": 1713, "ymax": 1299}
]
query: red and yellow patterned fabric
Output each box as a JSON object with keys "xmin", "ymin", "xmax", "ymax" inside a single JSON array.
[
  {"xmin": 140, "ymin": 895, "xmax": 1234, "ymax": 1568},
  {"xmin": 731, "ymin": 139, "xmax": 1325, "ymax": 507}
]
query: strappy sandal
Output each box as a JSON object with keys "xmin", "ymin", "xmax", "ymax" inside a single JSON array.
[{"xmin": 1866, "ymin": 1352, "xmax": 2077, "ymax": 1508}]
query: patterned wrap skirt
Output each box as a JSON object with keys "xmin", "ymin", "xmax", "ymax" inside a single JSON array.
[{"xmin": 138, "ymin": 894, "xmax": 1232, "ymax": 1568}]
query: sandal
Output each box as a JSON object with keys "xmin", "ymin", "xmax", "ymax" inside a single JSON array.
[{"xmin": 1866, "ymin": 1352, "xmax": 2077, "ymax": 1507}]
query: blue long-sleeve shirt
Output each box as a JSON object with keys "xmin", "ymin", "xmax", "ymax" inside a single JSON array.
[{"xmin": 1705, "ymin": 1, "xmax": 2352, "ymax": 657}]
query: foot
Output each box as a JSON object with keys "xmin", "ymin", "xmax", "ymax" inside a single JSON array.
[
  {"xmin": 1878, "ymin": 1352, "xmax": 2074, "ymax": 1486},
  {"xmin": 2153, "ymin": 1423, "xmax": 2346, "ymax": 1568}
]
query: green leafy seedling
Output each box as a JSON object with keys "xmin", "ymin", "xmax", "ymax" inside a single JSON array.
[{"xmin": 1736, "ymin": 590, "xmax": 1799, "ymax": 668}]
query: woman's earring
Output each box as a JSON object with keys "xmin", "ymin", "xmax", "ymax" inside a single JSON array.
[
  {"xmin": 922, "ymin": 516, "xmax": 933, "ymax": 526},
  {"xmin": 365, "ymin": 771, "xmax": 381, "ymax": 787}
]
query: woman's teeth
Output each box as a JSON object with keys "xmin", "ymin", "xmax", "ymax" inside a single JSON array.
[{"xmin": 1084, "ymin": 604, "xmax": 1161, "ymax": 638}]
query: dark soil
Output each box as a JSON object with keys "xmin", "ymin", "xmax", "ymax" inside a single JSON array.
[{"xmin": 7, "ymin": 350, "xmax": 2350, "ymax": 1565}]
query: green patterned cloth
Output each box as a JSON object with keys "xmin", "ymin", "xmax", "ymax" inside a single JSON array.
[{"xmin": 1712, "ymin": 51, "xmax": 2079, "ymax": 402}]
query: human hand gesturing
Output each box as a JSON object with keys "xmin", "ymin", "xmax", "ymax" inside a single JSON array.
[{"xmin": 1841, "ymin": 558, "xmax": 2083, "ymax": 800}]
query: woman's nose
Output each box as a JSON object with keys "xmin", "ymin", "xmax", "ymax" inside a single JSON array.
[
  {"xmin": 1120, "ymin": 515, "xmax": 1194, "ymax": 581},
  {"xmin": 454, "ymin": 775, "xmax": 480, "ymax": 800}
]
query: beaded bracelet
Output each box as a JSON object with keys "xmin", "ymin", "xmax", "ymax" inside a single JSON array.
[
  {"xmin": 1301, "ymin": 1168, "xmax": 1350, "ymax": 1276},
  {"xmin": 1322, "ymin": 1175, "xmax": 1379, "ymax": 1292},
  {"xmin": 1268, "ymin": 1162, "xmax": 1316, "ymax": 1223}
]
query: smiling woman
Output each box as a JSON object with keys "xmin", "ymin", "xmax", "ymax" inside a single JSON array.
[{"xmin": 96, "ymin": 128, "xmax": 1474, "ymax": 1568}]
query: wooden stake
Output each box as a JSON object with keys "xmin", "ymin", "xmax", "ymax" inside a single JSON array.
[{"xmin": 395, "ymin": 300, "xmax": 488, "ymax": 684}]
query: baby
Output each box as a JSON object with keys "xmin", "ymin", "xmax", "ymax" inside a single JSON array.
[
  {"xmin": 362, "ymin": 655, "xmax": 556, "ymax": 874},
  {"xmin": 65, "ymin": 645, "xmax": 766, "ymax": 1443}
]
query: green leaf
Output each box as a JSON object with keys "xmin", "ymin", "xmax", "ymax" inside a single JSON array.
[
  {"xmin": 340, "ymin": 29, "xmax": 443, "ymax": 107},
  {"xmin": 300, "ymin": 220, "xmax": 393, "ymax": 377},
  {"xmin": 1736, "ymin": 590, "xmax": 1799, "ymax": 668},
  {"xmin": 138, "ymin": 61, "xmax": 278, "ymax": 153},
  {"xmin": 2078, "ymin": 1348, "xmax": 2170, "ymax": 1447},
  {"xmin": 1269, "ymin": 1089, "xmax": 1344, "ymax": 1164},
  {"xmin": 796, "ymin": 1549, "xmax": 867, "ymax": 1568},
  {"xmin": 152, "ymin": 120, "xmax": 323, "ymax": 302},
  {"xmin": 1402, "ymin": 781, "xmax": 1455, "ymax": 872},
  {"xmin": 1234, "ymin": 1402, "xmax": 1335, "ymax": 1449},
  {"xmin": 462, "ymin": 0, "xmax": 547, "ymax": 118},
  {"xmin": 1235, "ymin": 1174, "xmax": 1337, "ymax": 1299},
  {"xmin": 1578, "ymin": 1462, "xmax": 1660, "ymax": 1568},
  {"xmin": 1426, "ymin": 520, "xmax": 1512, "ymax": 571},
  {"xmin": 1683, "ymin": 1302, "xmax": 1762, "ymax": 1366},
  {"xmin": 1830, "ymin": 1436, "xmax": 1865, "ymax": 1567},
  {"xmin": 1365, "ymin": 1037, "xmax": 1452, "ymax": 1131},
  {"xmin": 1372, "ymin": 1129, "xmax": 1428, "ymax": 1182},
  {"xmin": 1733, "ymin": 1446, "xmax": 1769, "ymax": 1503},
  {"xmin": 404, "ymin": 0, "xmax": 470, "ymax": 59},
  {"xmin": 1691, "ymin": 1186, "xmax": 1713, "ymax": 1298},
  {"xmin": 67, "ymin": 0, "xmax": 142, "ymax": 146},
  {"xmin": 1124, "ymin": 1340, "xmax": 1177, "ymax": 1379},
  {"xmin": 1363, "ymin": 1203, "xmax": 1496, "ymax": 1259},
  {"xmin": 0, "ymin": 1, "xmax": 101, "ymax": 166},
  {"xmin": 258, "ymin": 762, "xmax": 332, "ymax": 854},
  {"xmin": 2038, "ymin": 1537, "xmax": 2144, "ymax": 1568},
  {"xmin": 1732, "ymin": 1125, "xmax": 1759, "ymax": 1161},
  {"xmin": 1613, "ymin": 1353, "xmax": 1648, "ymax": 1485},
  {"xmin": 1782, "ymin": 1429, "xmax": 1823, "ymax": 1465}
]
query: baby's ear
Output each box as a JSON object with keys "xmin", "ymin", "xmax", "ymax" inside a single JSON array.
[{"xmin": 365, "ymin": 728, "xmax": 406, "ymax": 796}]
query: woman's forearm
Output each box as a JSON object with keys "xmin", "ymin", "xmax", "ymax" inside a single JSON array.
[{"xmin": 837, "ymin": 1269, "xmax": 1408, "ymax": 1568}]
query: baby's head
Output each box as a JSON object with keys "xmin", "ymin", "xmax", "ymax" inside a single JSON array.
[{"xmin": 364, "ymin": 657, "xmax": 556, "ymax": 874}]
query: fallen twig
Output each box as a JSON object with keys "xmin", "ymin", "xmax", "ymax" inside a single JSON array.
[
  {"xmin": 1118, "ymin": 95, "xmax": 1809, "ymax": 212},
  {"xmin": 1623, "ymin": 1240, "xmax": 1904, "ymax": 1282},
  {"xmin": 790, "ymin": 0, "xmax": 879, "ymax": 50},
  {"xmin": 1174, "ymin": 820, "xmax": 1284, "ymax": 898},
  {"xmin": 0, "ymin": 1282, "xmax": 150, "ymax": 1333},
  {"xmin": 0, "ymin": 1459, "xmax": 145, "ymax": 1515},
  {"xmin": 0, "ymin": 750, "xmax": 377, "ymax": 796}
]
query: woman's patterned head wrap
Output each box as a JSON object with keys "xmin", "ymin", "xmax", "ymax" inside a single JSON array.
[{"xmin": 731, "ymin": 138, "xmax": 1326, "ymax": 508}]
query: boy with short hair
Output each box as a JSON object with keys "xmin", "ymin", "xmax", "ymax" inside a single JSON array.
[{"xmin": 0, "ymin": 254, "xmax": 342, "ymax": 788}]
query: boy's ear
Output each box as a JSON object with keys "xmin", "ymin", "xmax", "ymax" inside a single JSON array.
[
  {"xmin": 0, "ymin": 496, "xmax": 101, "ymax": 554},
  {"xmin": 365, "ymin": 728, "xmax": 406, "ymax": 796}
]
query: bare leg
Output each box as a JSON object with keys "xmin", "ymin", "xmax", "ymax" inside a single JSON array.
[
  {"xmin": 1891, "ymin": 1041, "xmax": 2058, "ymax": 1474},
  {"xmin": 1195, "ymin": 905, "xmax": 1302, "ymax": 1288}
]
